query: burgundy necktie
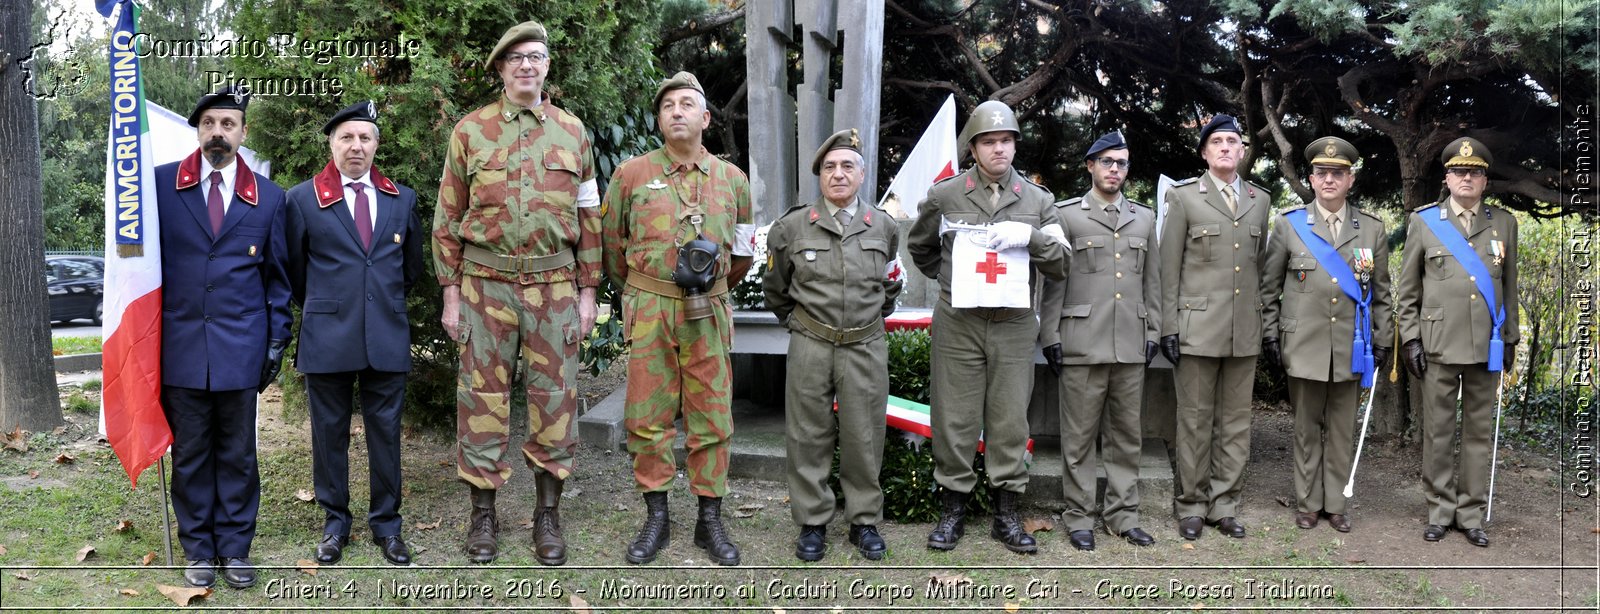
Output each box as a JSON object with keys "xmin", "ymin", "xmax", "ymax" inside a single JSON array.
[
  {"xmin": 349, "ymin": 181, "xmax": 372, "ymax": 249},
  {"xmin": 207, "ymin": 171, "xmax": 224, "ymax": 234}
]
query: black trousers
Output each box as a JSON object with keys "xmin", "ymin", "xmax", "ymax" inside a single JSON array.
[
  {"xmin": 162, "ymin": 385, "xmax": 259, "ymax": 560},
  {"xmin": 306, "ymin": 369, "xmax": 406, "ymax": 538}
]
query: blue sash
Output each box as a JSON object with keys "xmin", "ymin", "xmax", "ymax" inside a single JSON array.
[
  {"xmin": 1285, "ymin": 209, "xmax": 1375, "ymax": 387},
  {"xmin": 1418, "ymin": 205, "xmax": 1507, "ymax": 371}
]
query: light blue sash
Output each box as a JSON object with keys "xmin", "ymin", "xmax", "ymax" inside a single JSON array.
[
  {"xmin": 1285, "ymin": 209, "xmax": 1375, "ymax": 387},
  {"xmin": 1418, "ymin": 205, "xmax": 1506, "ymax": 371}
]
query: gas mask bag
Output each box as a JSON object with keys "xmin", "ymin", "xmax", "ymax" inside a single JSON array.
[{"xmin": 674, "ymin": 235, "xmax": 720, "ymax": 320}]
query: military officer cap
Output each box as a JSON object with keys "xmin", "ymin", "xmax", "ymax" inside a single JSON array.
[
  {"xmin": 321, "ymin": 100, "xmax": 378, "ymax": 136},
  {"xmin": 811, "ymin": 128, "xmax": 863, "ymax": 175},
  {"xmin": 1304, "ymin": 136, "xmax": 1358, "ymax": 168},
  {"xmin": 1084, "ymin": 130, "xmax": 1127, "ymax": 160},
  {"xmin": 1197, "ymin": 113, "xmax": 1247, "ymax": 152},
  {"xmin": 186, "ymin": 85, "xmax": 250, "ymax": 127},
  {"xmin": 1441, "ymin": 136, "xmax": 1492, "ymax": 169},
  {"xmin": 485, "ymin": 20, "xmax": 549, "ymax": 71}
]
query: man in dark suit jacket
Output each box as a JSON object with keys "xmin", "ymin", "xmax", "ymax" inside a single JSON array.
[
  {"xmin": 155, "ymin": 86, "xmax": 291, "ymax": 589},
  {"xmin": 286, "ymin": 101, "xmax": 423, "ymax": 566}
]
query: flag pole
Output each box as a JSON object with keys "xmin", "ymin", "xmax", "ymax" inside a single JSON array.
[{"xmin": 158, "ymin": 455, "xmax": 174, "ymax": 566}]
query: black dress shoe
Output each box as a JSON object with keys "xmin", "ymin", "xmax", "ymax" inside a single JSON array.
[
  {"xmin": 1422, "ymin": 524, "xmax": 1447, "ymax": 541},
  {"xmin": 1178, "ymin": 516, "xmax": 1204, "ymax": 540},
  {"xmin": 221, "ymin": 557, "xmax": 255, "ymax": 589},
  {"xmin": 316, "ymin": 534, "xmax": 347, "ymax": 564},
  {"xmin": 1463, "ymin": 528, "xmax": 1489, "ymax": 547},
  {"xmin": 183, "ymin": 559, "xmax": 216, "ymax": 588},
  {"xmin": 1068, "ymin": 529, "xmax": 1095, "ymax": 551},
  {"xmin": 849, "ymin": 524, "xmax": 887, "ymax": 561},
  {"xmin": 795, "ymin": 525, "xmax": 826, "ymax": 562},
  {"xmin": 1119, "ymin": 527, "xmax": 1156, "ymax": 547},
  {"xmin": 374, "ymin": 534, "xmax": 413, "ymax": 565},
  {"xmin": 1212, "ymin": 517, "xmax": 1247, "ymax": 538}
]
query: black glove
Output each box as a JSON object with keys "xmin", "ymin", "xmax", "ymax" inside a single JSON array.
[
  {"xmin": 259, "ymin": 339, "xmax": 287, "ymax": 393},
  {"xmin": 1503, "ymin": 343, "xmax": 1517, "ymax": 372},
  {"xmin": 609, "ymin": 286, "xmax": 623, "ymax": 320},
  {"xmin": 1403, "ymin": 339, "xmax": 1427, "ymax": 379},
  {"xmin": 1145, "ymin": 340, "xmax": 1159, "ymax": 367},
  {"xmin": 1263, "ymin": 337, "xmax": 1282, "ymax": 370},
  {"xmin": 1373, "ymin": 346, "xmax": 1392, "ymax": 374},
  {"xmin": 1043, "ymin": 343, "xmax": 1062, "ymax": 377},
  {"xmin": 1160, "ymin": 334, "xmax": 1181, "ymax": 366}
]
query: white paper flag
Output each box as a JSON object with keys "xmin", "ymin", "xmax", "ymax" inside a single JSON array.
[{"xmin": 949, "ymin": 227, "xmax": 1030, "ymax": 308}]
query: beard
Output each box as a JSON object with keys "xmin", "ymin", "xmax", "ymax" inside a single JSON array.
[{"xmin": 204, "ymin": 136, "xmax": 234, "ymax": 166}]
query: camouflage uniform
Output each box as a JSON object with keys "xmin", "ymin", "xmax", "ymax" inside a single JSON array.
[
  {"xmin": 601, "ymin": 146, "xmax": 753, "ymax": 496},
  {"xmin": 433, "ymin": 95, "xmax": 600, "ymax": 488}
]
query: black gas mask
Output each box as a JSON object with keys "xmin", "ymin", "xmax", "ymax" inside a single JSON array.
[{"xmin": 674, "ymin": 234, "xmax": 720, "ymax": 320}]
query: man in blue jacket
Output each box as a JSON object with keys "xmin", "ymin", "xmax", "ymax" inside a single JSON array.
[
  {"xmin": 154, "ymin": 86, "xmax": 291, "ymax": 589},
  {"xmin": 286, "ymin": 101, "xmax": 422, "ymax": 566}
]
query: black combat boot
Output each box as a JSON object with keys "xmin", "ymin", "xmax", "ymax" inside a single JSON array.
[
  {"xmin": 926, "ymin": 488, "xmax": 968, "ymax": 550},
  {"xmin": 990, "ymin": 489, "xmax": 1038, "ymax": 554},
  {"xmin": 465, "ymin": 486, "xmax": 498, "ymax": 564},
  {"xmin": 625, "ymin": 491, "xmax": 670, "ymax": 564},
  {"xmin": 693, "ymin": 496, "xmax": 741, "ymax": 566},
  {"xmin": 533, "ymin": 472, "xmax": 566, "ymax": 565}
]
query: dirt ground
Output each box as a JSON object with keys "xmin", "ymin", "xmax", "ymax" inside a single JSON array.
[{"xmin": 0, "ymin": 362, "xmax": 1595, "ymax": 611}]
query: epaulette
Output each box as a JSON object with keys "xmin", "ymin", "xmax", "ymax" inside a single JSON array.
[
  {"xmin": 1351, "ymin": 206, "xmax": 1382, "ymax": 223},
  {"xmin": 1245, "ymin": 180, "xmax": 1269, "ymax": 194},
  {"xmin": 1019, "ymin": 174, "xmax": 1051, "ymax": 194},
  {"xmin": 1172, "ymin": 177, "xmax": 1200, "ymax": 187},
  {"xmin": 778, "ymin": 202, "xmax": 810, "ymax": 219},
  {"xmin": 1280, "ymin": 204, "xmax": 1307, "ymax": 214},
  {"xmin": 1128, "ymin": 199, "xmax": 1151, "ymax": 209},
  {"xmin": 1054, "ymin": 197, "xmax": 1083, "ymax": 209}
]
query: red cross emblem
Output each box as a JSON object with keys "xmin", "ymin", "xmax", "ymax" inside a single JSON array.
[{"xmin": 975, "ymin": 252, "xmax": 1008, "ymax": 283}]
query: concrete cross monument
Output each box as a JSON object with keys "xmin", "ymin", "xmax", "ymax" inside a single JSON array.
[{"xmin": 746, "ymin": 0, "xmax": 885, "ymax": 225}]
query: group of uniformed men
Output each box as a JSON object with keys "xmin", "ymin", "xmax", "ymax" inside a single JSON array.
[{"xmin": 151, "ymin": 19, "xmax": 1518, "ymax": 587}]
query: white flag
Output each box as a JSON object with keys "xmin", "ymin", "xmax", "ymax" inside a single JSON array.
[
  {"xmin": 949, "ymin": 228, "xmax": 1030, "ymax": 308},
  {"xmin": 880, "ymin": 95, "xmax": 958, "ymax": 218}
]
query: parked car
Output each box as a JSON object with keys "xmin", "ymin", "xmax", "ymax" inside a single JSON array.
[{"xmin": 47, "ymin": 255, "xmax": 103, "ymax": 324}]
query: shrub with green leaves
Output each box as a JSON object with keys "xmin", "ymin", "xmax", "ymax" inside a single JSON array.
[{"xmin": 878, "ymin": 327, "xmax": 995, "ymax": 520}]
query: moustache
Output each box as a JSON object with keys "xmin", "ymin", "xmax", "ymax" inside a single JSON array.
[{"xmin": 205, "ymin": 137, "xmax": 233, "ymax": 152}]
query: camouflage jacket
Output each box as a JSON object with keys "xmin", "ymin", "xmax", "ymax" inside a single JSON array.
[
  {"xmin": 600, "ymin": 146, "xmax": 754, "ymax": 289},
  {"xmin": 432, "ymin": 95, "xmax": 600, "ymax": 287}
]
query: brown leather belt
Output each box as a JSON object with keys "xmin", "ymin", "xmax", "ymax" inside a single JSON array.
[
  {"xmin": 625, "ymin": 271, "xmax": 729, "ymax": 299},
  {"xmin": 793, "ymin": 307, "xmax": 883, "ymax": 346},
  {"xmin": 464, "ymin": 244, "xmax": 575, "ymax": 275}
]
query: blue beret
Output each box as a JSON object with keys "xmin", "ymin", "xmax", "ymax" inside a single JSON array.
[
  {"xmin": 1085, "ymin": 130, "xmax": 1127, "ymax": 160},
  {"xmin": 322, "ymin": 100, "xmax": 379, "ymax": 135},
  {"xmin": 187, "ymin": 85, "xmax": 250, "ymax": 127},
  {"xmin": 1197, "ymin": 114, "xmax": 1246, "ymax": 151}
]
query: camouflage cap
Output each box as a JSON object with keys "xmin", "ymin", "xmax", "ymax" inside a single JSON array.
[
  {"xmin": 485, "ymin": 21, "xmax": 549, "ymax": 71},
  {"xmin": 1304, "ymin": 136, "xmax": 1358, "ymax": 168},
  {"xmin": 321, "ymin": 100, "xmax": 378, "ymax": 136},
  {"xmin": 653, "ymin": 71, "xmax": 705, "ymax": 111},
  {"xmin": 187, "ymin": 85, "xmax": 250, "ymax": 127},
  {"xmin": 1441, "ymin": 136, "xmax": 1492, "ymax": 169},
  {"xmin": 811, "ymin": 128, "xmax": 862, "ymax": 175}
]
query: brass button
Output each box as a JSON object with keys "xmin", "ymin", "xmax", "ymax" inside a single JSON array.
[
  {"xmin": 1469, "ymin": 275, "xmax": 1477, "ymax": 282},
  {"xmin": 1331, "ymin": 317, "xmax": 1338, "ymax": 322},
  {"xmin": 1470, "ymin": 294, "xmax": 1477, "ymax": 300},
  {"xmin": 1234, "ymin": 288, "xmax": 1241, "ymax": 295},
  {"xmin": 1331, "ymin": 278, "xmax": 1338, "ymax": 284},
  {"xmin": 1116, "ymin": 272, "xmax": 1124, "ymax": 279},
  {"xmin": 1233, "ymin": 221, "xmax": 1240, "ymax": 227},
  {"xmin": 1117, "ymin": 293, "xmax": 1124, "ymax": 300},
  {"xmin": 1115, "ymin": 253, "xmax": 1123, "ymax": 260},
  {"xmin": 1114, "ymin": 232, "xmax": 1121, "ymax": 239},
  {"xmin": 1234, "ymin": 266, "xmax": 1241, "ymax": 272},
  {"xmin": 1234, "ymin": 243, "xmax": 1241, "ymax": 249},
  {"xmin": 1331, "ymin": 298, "xmax": 1339, "ymax": 304}
]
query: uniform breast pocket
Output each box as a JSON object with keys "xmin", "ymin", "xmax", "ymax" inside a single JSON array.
[
  {"xmin": 1287, "ymin": 257, "xmax": 1317, "ymax": 293},
  {"xmin": 1008, "ymin": 213, "xmax": 1039, "ymax": 227},
  {"xmin": 468, "ymin": 149, "xmax": 510, "ymax": 209},
  {"xmin": 1127, "ymin": 236, "xmax": 1149, "ymax": 273},
  {"xmin": 790, "ymin": 239, "xmax": 834, "ymax": 283},
  {"xmin": 1076, "ymin": 234, "xmax": 1109, "ymax": 274},
  {"xmin": 1247, "ymin": 225, "xmax": 1263, "ymax": 262},
  {"xmin": 541, "ymin": 147, "xmax": 582, "ymax": 208},
  {"xmin": 855, "ymin": 237, "xmax": 891, "ymax": 279},
  {"xmin": 234, "ymin": 227, "xmax": 267, "ymax": 261},
  {"xmin": 1188, "ymin": 223, "xmax": 1221, "ymax": 262},
  {"xmin": 1425, "ymin": 247, "xmax": 1455, "ymax": 280}
]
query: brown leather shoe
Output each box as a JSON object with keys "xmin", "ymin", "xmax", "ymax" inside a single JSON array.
[
  {"xmin": 1422, "ymin": 524, "xmax": 1447, "ymax": 541},
  {"xmin": 1294, "ymin": 511, "xmax": 1317, "ymax": 530},
  {"xmin": 1326, "ymin": 513, "xmax": 1351, "ymax": 533},
  {"xmin": 1177, "ymin": 516, "xmax": 1204, "ymax": 540},
  {"xmin": 1212, "ymin": 516, "xmax": 1247, "ymax": 538},
  {"xmin": 465, "ymin": 486, "xmax": 498, "ymax": 564},
  {"xmin": 533, "ymin": 472, "xmax": 567, "ymax": 565}
]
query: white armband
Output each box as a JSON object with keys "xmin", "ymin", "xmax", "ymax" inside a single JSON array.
[{"xmin": 576, "ymin": 179, "xmax": 600, "ymax": 208}]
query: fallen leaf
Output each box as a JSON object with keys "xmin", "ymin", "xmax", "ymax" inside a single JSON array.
[
  {"xmin": 157, "ymin": 584, "xmax": 211, "ymax": 606},
  {"xmin": 27, "ymin": 470, "xmax": 38, "ymax": 479},
  {"xmin": 0, "ymin": 544, "xmax": 7, "ymax": 555},
  {"xmin": 13, "ymin": 570, "xmax": 32, "ymax": 580},
  {"xmin": 119, "ymin": 588, "xmax": 139, "ymax": 596},
  {"xmin": 1274, "ymin": 496, "xmax": 1292, "ymax": 508},
  {"xmin": 1023, "ymin": 516, "xmax": 1054, "ymax": 533},
  {"xmin": 297, "ymin": 559, "xmax": 319, "ymax": 576},
  {"xmin": 1591, "ymin": 527, "xmax": 1600, "ymax": 534},
  {"xmin": 140, "ymin": 552, "xmax": 157, "ymax": 566},
  {"xmin": 1191, "ymin": 604, "xmax": 1206, "ymax": 610},
  {"xmin": 569, "ymin": 594, "xmax": 592, "ymax": 614},
  {"xmin": 2, "ymin": 426, "xmax": 27, "ymax": 452},
  {"xmin": 437, "ymin": 460, "xmax": 451, "ymax": 467},
  {"xmin": 52, "ymin": 426, "xmax": 68, "ymax": 436},
  {"xmin": 732, "ymin": 503, "xmax": 765, "ymax": 518},
  {"xmin": 518, "ymin": 517, "xmax": 536, "ymax": 529},
  {"xmin": 929, "ymin": 571, "xmax": 969, "ymax": 584},
  {"xmin": 114, "ymin": 520, "xmax": 134, "ymax": 533},
  {"xmin": 55, "ymin": 453, "xmax": 76, "ymax": 465},
  {"xmin": 1005, "ymin": 603, "xmax": 1021, "ymax": 612},
  {"xmin": 1181, "ymin": 543, "xmax": 1195, "ymax": 550},
  {"xmin": 294, "ymin": 489, "xmax": 314, "ymax": 502},
  {"xmin": 76, "ymin": 544, "xmax": 96, "ymax": 562},
  {"xmin": 1346, "ymin": 557, "xmax": 1366, "ymax": 564},
  {"xmin": 414, "ymin": 518, "xmax": 441, "ymax": 531}
]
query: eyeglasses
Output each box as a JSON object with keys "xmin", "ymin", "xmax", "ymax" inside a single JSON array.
[
  {"xmin": 1447, "ymin": 168, "xmax": 1487, "ymax": 178},
  {"xmin": 1311, "ymin": 168, "xmax": 1350, "ymax": 179},
  {"xmin": 503, "ymin": 51, "xmax": 549, "ymax": 66},
  {"xmin": 1092, "ymin": 157, "xmax": 1130, "ymax": 170}
]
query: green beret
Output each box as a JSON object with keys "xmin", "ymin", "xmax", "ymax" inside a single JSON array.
[
  {"xmin": 811, "ymin": 128, "xmax": 862, "ymax": 175},
  {"xmin": 1441, "ymin": 136, "xmax": 1492, "ymax": 169},
  {"xmin": 654, "ymin": 71, "xmax": 705, "ymax": 111},
  {"xmin": 1304, "ymin": 136, "xmax": 1358, "ymax": 168},
  {"xmin": 485, "ymin": 21, "xmax": 548, "ymax": 72}
]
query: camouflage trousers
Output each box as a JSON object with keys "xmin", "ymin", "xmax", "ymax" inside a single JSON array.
[
  {"xmin": 455, "ymin": 275, "xmax": 580, "ymax": 489},
  {"xmin": 621, "ymin": 288, "xmax": 734, "ymax": 496}
]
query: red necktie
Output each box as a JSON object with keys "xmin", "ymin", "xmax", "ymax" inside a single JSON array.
[
  {"xmin": 349, "ymin": 181, "xmax": 371, "ymax": 249},
  {"xmin": 207, "ymin": 171, "xmax": 224, "ymax": 234}
]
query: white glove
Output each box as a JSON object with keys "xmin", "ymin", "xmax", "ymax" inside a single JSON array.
[{"xmin": 986, "ymin": 221, "xmax": 1033, "ymax": 251}]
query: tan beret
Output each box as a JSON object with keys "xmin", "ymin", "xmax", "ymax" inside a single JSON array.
[
  {"xmin": 811, "ymin": 128, "xmax": 862, "ymax": 175},
  {"xmin": 485, "ymin": 21, "xmax": 548, "ymax": 72},
  {"xmin": 653, "ymin": 71, "xmax": 705, "ymax": 111}
]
